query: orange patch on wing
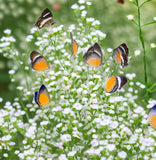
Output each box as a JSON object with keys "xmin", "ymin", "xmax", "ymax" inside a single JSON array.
[
  {"xmin": 87, "ymin": 58, "xmax": 100, "ymax": 67},
  {"xmin": 38, "ymin": 93, "xmax": 50, "ymax": 107},
  {"xmin": 34, "ymin": 61, "xmax": 48, "ymax": 71},
  {"xmin": 42, "ymin": 20, "xmax": 51, "ymax": 28},
  {"xmin": 105, "ymin": 76, "xmax": 116, "ymax": 92},
  {"xmin": 149, "ymin": 116, "xmax": 156, "ymax": 129},
  {"xmin": 73, "ymin": 42, "xmax": 78, "ymax": 55},
  {"xmin": 116, "ymin": 52, "xmax": 121, "ymax": 63}
]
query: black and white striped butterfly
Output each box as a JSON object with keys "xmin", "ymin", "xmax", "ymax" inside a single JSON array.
[
  {"xmin": 34, "ymin": 8, "xmax": 55, "ymax": 29},
  {"xmin": 105, "ymin": 75, "xmax": 128, "ymax": 93},
  {"xmin": 113, "ymin": 43, "xmax": 129, "ymax": 68}
]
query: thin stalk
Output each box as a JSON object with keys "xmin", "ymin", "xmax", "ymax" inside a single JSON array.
[{"xmin": 136, "ymin": 0, "xmax": 149, "ymax": 101}]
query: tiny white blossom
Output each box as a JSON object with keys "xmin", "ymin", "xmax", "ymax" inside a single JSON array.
[
  {"xmin": 8, "ymin": 69, "xmax": 15, "ymax": 75},
  {"xmin": 78, "ymin": 0, "xmax": 85, "ymax": 4},
  {"xmin": 134, "ymin": 50, "xmax": 141, "ymax": 56},
  {"xmin": 71, "ymin": 4, "xmax": 79, "ymax": 9},
  {"xmin": 4, "ymin": 29, "xmax": 11, "ymax": 34},
  {"xmin": 127, "ymin": 15, "xmax": 134, "ymax": 21},
  {"xmin": 118, "ymin": 151, "xmax": 127, "ymax": 159},
  {"xmin": 150, "ymin": 43, "xmax": 156, "ymax": 48},
  {"xmin": 153, "ymin": 17, "xmax": 156, "ymax": 21}
]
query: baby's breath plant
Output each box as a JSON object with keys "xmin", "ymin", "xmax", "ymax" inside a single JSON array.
[
  {"xmin": 128, "ymin": 0, "xmax": 156, "ymax": 102},
  {"xmin": 1, "ymin": 0, "xmax": 156, "ymax": 160}
]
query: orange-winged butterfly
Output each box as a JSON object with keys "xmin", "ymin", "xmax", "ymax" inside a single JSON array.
[
  {"xmin": 30, "ymin": 51, "xmax": 49, "ymax": 71},
  {"xmin": 83, "ymin": 43, "xmax": 103, "ymax": 67},
  {"xmin": 105, "ymin": 75, "xmax": 128, "ymax": 93},
  {"xmin": 113, "ymin": 43, "xmax": 129, "ymax": 68},
  {"xmin": 34, "ymin": 84, "xmax": 50, "ymax": 107},
  {"xmin": 34, "ymin": 8, "xmax": 55, "ymax": 29},
  {"xmin": 148, "ymin": 105, "xmax": 156, "ymax": 129},
  {"xmin": 70, "ymin": 32, "xmax": 78, "ymax": 56}
]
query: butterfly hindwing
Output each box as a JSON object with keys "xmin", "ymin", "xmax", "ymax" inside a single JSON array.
[{"xmin": 30, "ymin": 51, "xmax": 49, "ymax": 71}]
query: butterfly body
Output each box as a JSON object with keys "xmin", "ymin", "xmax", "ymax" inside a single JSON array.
[
  {"xmin": 70, "ymin": 32, "xmax": 78, "ymax": 56},
  {"xmin": 34, "ymin": 8, "xmax": 55, "ymax": 29},
  {"xmin": 148, "ymin": 105, "xmax": 156, "ymax": 129},
  {"xmin": 113, "ymin": 43, "xmax": 129, "ymax": 68},
  {"xmin": 105, "ymin": 75, "xmax": 128, "ymax": 93},
  {"xmin": 34, "ymin": 84, "xmax": 50, "ymax": 107},
  {"xmin": 83, "ymin": 43, "xmax": 103, "ymax": 67},
  {"xmin": 30, "ymin": 51, "xmax": 49, "ymax": 71}
]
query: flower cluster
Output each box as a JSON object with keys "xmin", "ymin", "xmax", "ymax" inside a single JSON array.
[{"xmin": 0, "ymin": 0, "xmax": 156, "ymax": 159}]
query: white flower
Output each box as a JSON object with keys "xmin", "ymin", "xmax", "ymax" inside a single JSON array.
[
  {"xmin": 60, "ymin": 134, "xmax": 71, "ymax": 142},
  {"xmin": 73, "ymin": 103, "xmax": 83, "ymax": 110},
  {"xmin": 71, "ymin": 4, "xmax": 79, "ymax": 9},
  {"xmin": 40, "ymin": 121, "xmax": 49, "ymax": 126},
  {"xmin": 3, "ymin": 153, "xmax": 8, "ymax": 157},
  {"xmin": 134, "ymin": 50, "xmax": 141, "ymax": 56},
  {"xmin": 30, "ymin": 27, "xmax": 38, "ymax": 34},
  {"xmin": 134, "ymin": 106, "xmax": 144, "ymax": 113},
  {"xmin": 107, "ymin": 144, "xmax": 115, "ymax": 151},
  {"xmin": 91, "ymin": 139, "xmax": 99, "ymax": 147},
  {"xmin": 80, "ymin": 5, "xmax": 85, "ymax": 10},
  {"xmin": 8, "ymin": 69, "xmax": 15, "ymax": 75},
  {"xmin": 26, "ymin": 35, "xmax": 33, "ymax": 42},
  {"xmin": 127, "ymin": 15, "xmax": 134, "ymax": 21},
  {"xmin": 86, "ymin": 17, "xmax": 95, "ymax": 23},
  {"xmin": 92, "ymin": 20, "xmax": 101, "ymax": 26},
  {"xmin": 25, "ymin": 126, "xmax": 36, "ymax": 139},
  {"xmin": 0, "ymin": 97, "xmax": 3, "ymax": 102},
  {"xmin": 68, "ymin": 150, "xmax": 77, "ymax": 156},
  {"xmin": 86, "ymin": 1, "xmax": 92, "ymax": 5},
  {"xmin": 63, "ymin": 108, "xmax": 72, "ymax": 114},
  {"xmin": 78, "ymin": 0, "xmax": 85, "ymax": 4},
  {"xmin": 118, "ymin": 151, "xmax": 127, "ymax": 159},
  {"xmin": 81, "ymin": 10, "xmax": 87, "ymax": 17},
  {"xmin": 17, "ymin": 86, "xmax": 24, "ymax": 90},
  {"xmin": 2, "ymin": 135, "xmax": 12, "ymax": 141},
  {"xmin": 153, "ymin": 17, "xmax": 156, "ymax": 21},
  {"xmin": 4, "ymin": 29, "xmax": 11, "ymax": 34},
  {"xmin": 107, "ymin": 48, "xmax": 113, "ymax": 52},
  {"xmin": 58, "ymin": 154, "xmax": 68, "ymax": 160},
  {"xmin": 150, "ymin": 43, "xmax": 156, "ymax": 48}
]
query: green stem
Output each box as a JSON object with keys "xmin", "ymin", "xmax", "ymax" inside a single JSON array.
[{"xmin": 136, "ymin": 0, "xmax": 149, "ymax": 101}]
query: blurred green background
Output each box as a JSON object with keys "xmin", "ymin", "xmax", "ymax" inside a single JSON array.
[{"xmin": 0, "ymin": 0, "xmax": 156, "ymax": 104}]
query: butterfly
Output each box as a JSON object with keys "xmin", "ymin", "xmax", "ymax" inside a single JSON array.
[
  {"xmin": 83, "ymin": 43, "xmax": 103, "ymax": 67},
  {"xmin": 113, "ymin": 43, "xmax": 129, "ymax": 68},
  {"xmin": 34, "ymin": 8, "xmax": 55, "ymax": 29},
  {"xmin": 70, "ymin": 32, "xmax": 78, "ymax": 56},
  {"xmin": 148, "ymin": 105, "xmax": 156, "ymax": 129},
  {"xmin": 34, "ymin": 84, "xmax": 50, "ymax": 107},
  {"xmin": 116, "ymin": 0, "xmax": 124, "ymax": 4},
  {"xmin": 105, "ymin": 75, "xmax": 128, "ymax": 93},
  {"xmin": 30, "ymin": 51, "xmax": 49, "ymax": 71}
]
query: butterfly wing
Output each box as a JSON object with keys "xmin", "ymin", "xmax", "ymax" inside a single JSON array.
[
  {"xmin": 70, "ymin": 33, "xmax": 78, "ymax": 56},
  {"xmin": 116, "ymin": 75, "xmax": 128, "ymax": 90},
  {"xmin": 105, "ymin": 76, "xmax": 118, "ymax": 93},
  {"xmin": 37, "ymin": 84, "xmax": 50, "ymax": 107}
]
